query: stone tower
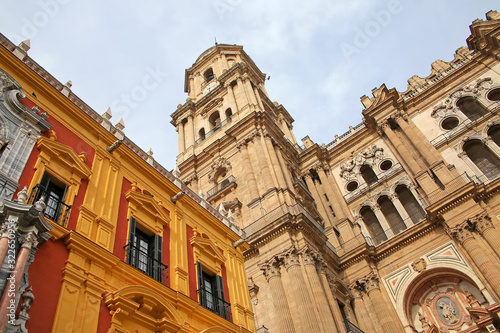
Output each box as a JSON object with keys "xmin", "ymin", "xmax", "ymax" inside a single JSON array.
[{"xmin": 171, "ymin": 44, "xmax": 348, "ymax": 332}]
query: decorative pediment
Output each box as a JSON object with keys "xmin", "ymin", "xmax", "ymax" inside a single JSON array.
[
  {"xmin": 36, "ymin": 137, "xmax": 91, "ymax": 179},
  {"xmin": 360, "ymin": 84, "xmax": 399, "ymax": 111},
  {"xmin": 190, "ymin": 235, "xmax": 226, "ymax": 273},
  {"xmin": 125, "ymin": 190, "xmax": 170, "ymax": 225},
  {"xmin": 104, "ymin": 285, "xmax": 188, "ymax": 332}
]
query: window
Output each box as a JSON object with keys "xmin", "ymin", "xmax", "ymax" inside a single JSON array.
[
  {"xmin": 197, "ymin": 262, "xmax": 231, "ymax": 321},
  {"xmin": 360, "ymin": 165, "xmax": 378, "ymax": 185},
  {"xmin": 441, "ymin": 116, "xmax": 460, "ymax": 130},
  {"xmin": 346, "ymin": 181, "xmax": 358, "ymax": 192},
  {"xmin": 487, "ymin": 125, "xmax": 500, "ymax": 148},
  {"xmin": 199, "ymin": 128, "xmax": 206, "ymax": 141},
  {"xmin": 360, "ymin": 206, "xmax": 386, "ymax": 245},
  {"xmin": 378, "ymin": 196, "xmax": 406, "ymax": 235},
  {"xmin": 29, "ymin": 172, "xmax": 70, "ymax": 225},
  {"xmin": 457, "ymin": 96, "xmax": 488, "ymax": 122},
  {"xmin": 225, "ymin": 108, "xmax": 233, "ymax": 120},
  {"xmin": 125, "ymin": 217, "xmax": 166, "ymax": 284},
  {"xmin": 204, "ymin": 68, "xmax": 215, "ymax": 83},
  {"xmin": 396, "ymin": 185, "xmax": 425, "ymax": 224},
  {"xmin": 464, "ymin": 140, "xmax": 500, "ymax": 180},
  {"xmin": 487, "ymin": 88, "xmax": 500, "ymax": 101},
  {"xmin": 209, "ymin": 111, "xmax": 221, "ymax": 131}
]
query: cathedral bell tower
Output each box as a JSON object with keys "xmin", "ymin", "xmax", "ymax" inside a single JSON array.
[{"xmin": 171, "ymin": 44, "xmax": 341, "ymax": 333}]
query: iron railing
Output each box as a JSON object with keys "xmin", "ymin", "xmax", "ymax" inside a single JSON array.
[
  {"xmin": 124, "ymin": 243, "xmax": 168, "ymax": 285},
  {"xmin": 345, "ymin": 319, "xmax": 364, "ymax": 333},
  {"xmin": 206, "ymin": 175, "xmax": 236, "ymax": 198},
  {"xmin": 426, "ymin": 172, "xmax": 471, "ymax": 204},
  {"xmin": 28, "ymin": 184, "xmax": 72, "ymax": 227},
  {"xmin": 194, "ymin": 117, "xmax": 231, "ymax": 146},
  {"xmin": 197, "ymin": 288, "xmax": 232, "ymax": 321}
]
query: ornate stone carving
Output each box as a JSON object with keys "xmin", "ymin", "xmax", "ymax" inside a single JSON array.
[
  {"xmin": 207, "ymin": 157, "xmax": 232, "ymax": 184},
  {"xmin": 260, "ymin": 257, "xmax": 282, "ymax": 282},
  {"xmin": 339, "ymin": 144, "xmax": 385, "ymax": 181},
  {"xmin": 474, "ymin": 214, "xmax": 494, "ymax": 235},
  {"xmin": 19, "ymin": 232, "xmax": 38, "ymax": 249},
  {"xmin": 447, "ymin": 224, "xmax": 474, "ymax": 244},
  {"xmin": 411, "ymin": 258, "xmax": 427, "ymax": 273},
  {"xmin": 363, "ymin": 273, "xmax": 380, "ymax": 293},
  {"xmin": 283, "ymin": 251, "xmax": 300, "ymax": 271}
]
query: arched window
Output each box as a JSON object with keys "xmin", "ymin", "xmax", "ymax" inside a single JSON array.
[
  {"xmin": 456, "ymin": 96, "xmax": 488, "ymax": 122},
  {"xmin": 487, "ymin": 88, "xmax": 500, "ymax": 101},
  {"xmin": 209, "ymin": 111, "xmax": 221, "ymax": 131},
  {"xmin": 378, "ymin": 196, "xmax": 406, "ymax": 235},
  {"xmin": 396, "ymin": 185, "xmax": 425, "ymax": 224},
  {"xmin": 464, "ymin": 139, "xmax": 500, "ymax": 180},
  {"xmin": 204, "ymin": 68, "xmax": 214, "ymax": 83},
  {"xmin": 360, "ymin": 206, "xmax": 386, "ymax": 245},
  {"xmin": 487, "ymin": 125, "xmax": 500, "ymax": 148},
  {"xmin": 199, "ymin": 128, "xmax": 206, "ymax": 141},
  {"xmin": 360, "ymin": 165, "xmax": 378, "ymax": 185},
  {"xmin": 225, "ymin": 108, "xmax": 233, "ymax": 120}
]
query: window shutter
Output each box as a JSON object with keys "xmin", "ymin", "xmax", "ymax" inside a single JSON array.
[
  {"xmin": 197, "ymin": 262, "xmax": 206, "ymax": 306},
  {"xmin": 127, "ymin": 217, "xmax": 137, "ymax": 265},
  {"xmin": 215, "ymin": 275, "xmax": 226, "ymax": 318},
  {"xmin": 151, "ymin": 234, "xmax": 163, "ymax": 282}
]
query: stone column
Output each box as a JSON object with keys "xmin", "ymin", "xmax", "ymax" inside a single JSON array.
[
  {"xmin": 253, "ymin": 133, "xmax": 275, "ymax": 191},
  {"xmin": 238, "ymin": 142, "xmax": 260, "ymax": 200},
  {"xmin": 236, "ymin": 78, "xmax": 250, "ymax": 106},
  {"xmin": 380, "ymin": 122, "xmax": 421, "ymax": 175},
  {"xmin": 302, "ymin": 251, "xmax": 338, "ymax": 332},
  {"xmin": 227, "ymin": 84, "xmax": 240, "ymax": 112},
  {"xmin": 275, "ymin": 145, "xmax": 295, "ymax": 193},
  {"xmin": 304, "ymin": 175, "xmax": 332, "ymax": 230},
  {"xmin": 0, "ymin": 232, "xmax": 38, "ymax": 331},
  {"xmin": 177, "ymin": 120, "xmax": 185, "ymax": 153},
  {"xmin": 186, "ymin": 114, "xmax": 195, "ymax": 148},
  {"xmin": 475, "ymin": 215, "xmax": 500, "ymax": 260},
  {"xmin": 317, "ymin": 167, "xmax": 352, "ymax": 221},
  {"xmin": 284, "ymin": 250, "xmax": 321, "ymax": 333},
  {"xmin": 364, "ymin": 273, "xmax": 402, "ymax": 333},
  {"xmin": 261, "ymin": 259, "xmax": 296, "ymax": 333},
  {"xmin": 389, "ymin": 194, "xmax": 413, "ymax": 228},
  {"xmin": 244, "ymin": 78, "xmax": 258, "ymax": 107},
  {"xmin": 372, "ymin": 205, "xmax": 394, "ymax": 238},
  {"xmin": 449, "ymin": 224, "xmax": 500, "ymax": 300},
  {"xmin": 349, "ymin": 285, "xmax": 376, "ymax": 333},
  {"xmin": 322, "ymin": 277, "xmax": 347, "ymax": 333},
  {"xmin": 264, "ymin": 135, "xmax": 287, "ymax": 190}
]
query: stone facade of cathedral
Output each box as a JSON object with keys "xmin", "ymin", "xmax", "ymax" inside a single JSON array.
[{"xmin": 171, "ymin": 10, "xmax": 500, "ymax": 333}]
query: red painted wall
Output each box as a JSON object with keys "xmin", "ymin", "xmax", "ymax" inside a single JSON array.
[
  {"xmin": 113, "ymin": 178, "xmax": 131, "ymax": 260},
  {"xmin": 96, "ymin": 294, "xmax": 112, "ymax": 333},
  {"xmin": 24, "ymin": 238, "xmax": 69, "ymax": 332},
  {"xmin": 186, "ymin": 225, "xmax": 196, "ymax": 300},
  {"xmin": 221, "ymin": 263, "xmax": 231, "ymax": 305}
]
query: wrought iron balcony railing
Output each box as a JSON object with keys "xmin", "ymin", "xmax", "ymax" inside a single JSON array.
[
  {"xmin": 28, "ymin": 184, "xmax": 72, "ymax": 227},
  {"xmin": 123, "ymin": 243, "xmax": 168, "ymax": 285},
  {"xmin": 194, "ymin": 117, "xmax": 231, "ymax": 146},
  {"xmin": 197, "ymin": 288, "xmax": 232, "ymax": 321}
]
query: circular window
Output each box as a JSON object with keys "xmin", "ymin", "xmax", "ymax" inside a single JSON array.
[
  {"xmin": 441, "ymin": 116, "xmax": 459, "ymax": 130},
  {"xmin": 380, "ymin": 160, "xmax": 393, "ymax": 171},
  {"xmin": 487, "ymin": 88, "xmax": 500, "ymax": 101},
  {"xmin": 346, "ymin": 181, "xmax": 358, "ymax": 192}
]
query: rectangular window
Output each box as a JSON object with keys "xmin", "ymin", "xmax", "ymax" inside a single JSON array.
[
  {"xmin": 197, "ymin": 262, "xmax": 231, "ymax": 321},
  {"xmin": 29, "ymin": 172, "xmax": 71, "ymax": 225},
  {"xmin": 125, "ymin": 217, "xmax": 167, "ymax": 285}
]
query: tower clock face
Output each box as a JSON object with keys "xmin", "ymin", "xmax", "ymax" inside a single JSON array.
[{"xmin": 203, "ymin": 82, "xmax": 217, "ymax": 96}]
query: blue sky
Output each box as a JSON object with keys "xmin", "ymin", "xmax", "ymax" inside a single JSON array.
[{"xmin": 1, "ymin": 1, "xmax": 498, "ymax": 170}]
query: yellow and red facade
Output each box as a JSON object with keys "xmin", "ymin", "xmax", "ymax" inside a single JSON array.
[{"xmin": 0, "ymin": 33, "xmax": 254, "ymax": 333}]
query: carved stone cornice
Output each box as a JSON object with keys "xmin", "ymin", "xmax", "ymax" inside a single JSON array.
[
  {"xmin": 363, "ymin": 272, "xmax": 380, "ymax": 293},
  {"xmin": 474, "ymin": 214, "xmax": 494, "ymax": 235},
  {"xmin": 283, "ymin": 251, "xmax": 300, "ymax": 271},
  {"xmin": 348, "ymin": 282, "xmax": 364, "ymax": 299}
]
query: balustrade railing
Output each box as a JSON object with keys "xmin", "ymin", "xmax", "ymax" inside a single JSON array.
[
  {"xmin": 123, "ymin": 243, "xmax": 168, "ymax": 285},
  {"xmin": 197, "ymin": 288, "xmax": 232, "ymax": 321},
  {"xmin": 28, "ymin": 184, "xmax": 72, "ymax": 227}
]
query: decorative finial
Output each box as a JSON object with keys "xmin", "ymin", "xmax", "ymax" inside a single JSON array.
[
  {"xmin": 173, "ymin": 165, "xmax": 180, "ymax": 178},
  {"xmin": 218, "ymin": 203, "xmax": 227, "ymax": 216},
  {"xmin": 115, "ymin": 117, "xmax": 125, "ymax": 131},
  {"xmin": 199, "ymin": 189, "xmax": 205, "ymax": 199},
  {"xmin": 34, "ymin": 195, "xmax": 46, "ymax": 212},
  {"xmin": 102, "ymin": 107, "xmax": 112, "ymax": 120},
  {"xmin": 17, "ymin": 186, "xmax": 29, "ymax": 203}
]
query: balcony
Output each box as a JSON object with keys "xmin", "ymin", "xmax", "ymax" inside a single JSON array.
[
  {"xmin": 28, "ymin": 184, "xmax": 71, "ymax": 227},
  {"xmin": 123, "ymin": 243, "xmax": 168, "ymax": 285},
  {"xmin": 194, "ymin": 117, "xmax": 231, "ymax": 146},
  {"xmin": 197, "ymin": 288, "xmax": 232, "ymax": 321},
  {"xmin": 206, "ymin": 175, "xmax": 236, "ymax": 199}
]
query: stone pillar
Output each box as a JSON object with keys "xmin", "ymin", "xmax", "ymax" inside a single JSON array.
[
  {"xmin": 0, "ymin": 232, "xmax": 38, "ymax": 331},
  {"xmin": 349, "ymin": 285, "xmax": 376, "ymax": 333},
  {"xmin": 244, "ymin": 78, "xmax": 258, "ymax": 107},
  {"xmin": 389, "ymin": 194, "xmax": 413, "ymax": 228},
  {"xmin": 236, "ymin": 78, "xmax": 250, "ymax": 106},
  {"xmin": 381, "ymin": 122, "xmax": 421, "ymax": 175},
  {"xmin": 273, "ymin": 144, "xmax": 294, "ymax": 205},
  {"xmin": 227, "ymin": 84, "xmax": 240, "ymax": 113},
  {"xmin": 0, "ymin": 221, "xmax": 15, "ymax": 269},
  {"xmin": 284, "ymin": 251, "xmax": 320, "ymax": 333},
  {"xmin": 476, "ymin": 215, "xmax": 500, "ymax": 260},
  {"xmin": 261, "ymin": 259, "xmax": 296, "ymax": 333},
  {"xmin": 264, "ymin": 135, "xmax": 287, "ymax": 190},
  {"xmin": 364, "ymin": 273, "xmax": 402, "ymax": 333},
  {"xmin": 177, "ymin": 120, "xmax": 185, "ymax": 153},
  {"xmin": 275, "ymin": 145, "xmax": 295, "ymax": 193},
  {"xmin": 304, "ymin": 174, "xmax": 332, "ymax": 230},
  {"xmin": 449, "ymin": 224, "xmax": 500, "ymax": 300},
  {"xmin": 253, "ymin": 86, "xmax": 265, "ymax": 110},
  {"xmin": 302, "ymin": 251, "xmax": 338, "ymax": 332},
  {"xmin": 317, "ymin": 167, "xmax": 352, "ymax": 221},
  {"xmin": 321, "ymin": 277, "xmax": 346, "ymax": 333},
  {"xmin": 372, "ymin": 205, "xmax": 394, "ymax": 238},
  {"xmin": 186, "ymin": 114, "xmax": 195, "ymax": 148},
  {"xmin": 253, "ymin": 133, "xmax": 275, "ymax": 192},
  {"xmin": 238, "ymin": 142, "xmax": 260, "ymax": 201}
]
